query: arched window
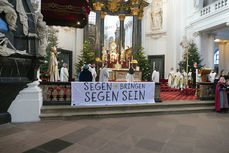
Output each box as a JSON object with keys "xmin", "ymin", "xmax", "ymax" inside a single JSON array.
[{"xmin": 214, "ymin": 48, "xmax": 219, "ymax": 65}]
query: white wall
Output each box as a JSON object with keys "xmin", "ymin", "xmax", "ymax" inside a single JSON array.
[{"xmin": 56, "ymin": 27, "xmax": 84, "ymax": 78}]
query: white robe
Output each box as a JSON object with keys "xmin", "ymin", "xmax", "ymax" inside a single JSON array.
[
  {"xmin": 168, "ymin": 71, "xmax": 175, "ymax": 88},
  {"xmin": 182, "ymin": 72, "xmax": 188, "ymax": 87},
  {"xmin": 60, "ymin": 67, "xmax": 69, "ymax": 82},
  {"xmin": 175, "ymin": 72, "xmax": 182, "ymax": 89},
  {"xmin": 89, "ymin": 67, "xmax": 97, "ymax": 82},
  {"xmin": 126, "ymin": 73, "xmax": 134, "ymax": 82},
  {"xmin": 48, "ymin": 53, "xmax": 60, "ymax": 82},
  {"xmin": 209, "ymin": 72, "xmax": 216, "ymax": 83},
  {"xmin": 99, "ymin": 67, "xmax": 109, "ymax": 82},
  {"xmin": 152, "ymin": 70, "xmax": 160, "ymax": 82}
]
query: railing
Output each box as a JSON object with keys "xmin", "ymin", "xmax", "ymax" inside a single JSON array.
[
  {"xmin": 200, "ymin": 0, "xmax": 228, "ymax": 16},
  {"xmin": 40, "ymin": 82, "xmax": 71, "ymax": 105}
]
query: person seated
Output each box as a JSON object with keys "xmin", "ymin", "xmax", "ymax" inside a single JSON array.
[{"xmin": 79, "ymin": 65, "xmax": 92, "ymax": 82}]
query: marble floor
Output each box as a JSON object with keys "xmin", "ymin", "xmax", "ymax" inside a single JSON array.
[{"xmin": 0, "ymin": 112, "xmax": 229, "ymax": 153}]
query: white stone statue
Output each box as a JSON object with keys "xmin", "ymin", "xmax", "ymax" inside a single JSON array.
[
  {"xmin": 102, "ymin": 46, "xmax": 108, "ymax": 61},
  {"xmin": 36, "ymin": 12, "xmax": 47, "ymax": 57},
  {"xmin": 151, "ymin": 0, "xmax": 163, "ymax": 30},
  {"xmin": 0, "ymin": 0, "xmax": 17, "ymax": 31},
  {"xmin": 194, "ymin": 0, "xmax": 200, "ymax": 9},
  {"xmin": 16, "ymin": 0, "xmax": 28, "ymax": 35}
]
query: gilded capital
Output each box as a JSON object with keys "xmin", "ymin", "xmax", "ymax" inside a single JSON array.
[
  {"xmin": 93, "ymin": 2, "xmax": 104, "ymax": 11},
  {"xmin": 138, "ymin": 12, "xmax": 143, "ymax": 20},
  {"xmin": 131, "ymin": 0, "xmax": 141, "ymax": 5},
  {"xmin": 119, "ymin": 14, "xmax": 126, "ymax": 21},
  {"xmin": 101, "ymin": 11, "xmax": 107, "ymax": 19},
  {"xmin": 131, "ymin": 7, "xmax": 140, "ymax": 16}
]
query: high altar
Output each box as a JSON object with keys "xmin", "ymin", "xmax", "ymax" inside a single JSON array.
[{"xmin": 86, "ymin": 0, "xmax": 149, "ymax": 82}]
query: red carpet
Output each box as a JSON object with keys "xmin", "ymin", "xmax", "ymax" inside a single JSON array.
[{"xmin": 161, "ymin": 91, "xmax": 198, "ymax": 101}]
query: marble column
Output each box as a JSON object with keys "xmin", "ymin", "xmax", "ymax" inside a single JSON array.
[
  {"xmin": 119, "ymin": 14, "xmax": 125, "ymax": 49},
  {"xmin": 93, "ymin": 2, "xmax": 104, "ymax": 58},
  {"xmin": 100, "ymin": 12, "xmax": 106, "ymax": 53},
  {"xmin": 137, "ymin": 12, "xmax": 143, "ymax": 48},
  {"xmin": 131, "ymin": 7, "xmax": 140, "ymax": 59}
]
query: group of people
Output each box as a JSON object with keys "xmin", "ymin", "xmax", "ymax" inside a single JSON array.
[
  {"xmin": 168, "ymin": 68, "xmax": 189, "ymax": 90},
  {"xmin": 78, "ymin": 63, "xmax": 109, "ymax": 82}
]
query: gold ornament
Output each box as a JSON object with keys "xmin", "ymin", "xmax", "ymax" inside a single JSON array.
[
  {"xmin": 108, "ymin": 0, "xmax": 120, "ymax": 12},
  {"xmin": 93, "ymin": 2, "xmax": 104, "ymax": 11},
  {"xmin": 119, "ymin": 14, "xmax": 126, "ymax": 21},
  {"xmin": 131, "ymin": 7, "xmax": 140, "ymax": 15}
]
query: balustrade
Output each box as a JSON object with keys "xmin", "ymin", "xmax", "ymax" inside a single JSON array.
[
  {"xmin": 40, "ymin": 82, "xmax": 71, "ymax": 105},
  {"xmin": 200, "ymin": 0, "xmax": 228, "ymax": 16}
]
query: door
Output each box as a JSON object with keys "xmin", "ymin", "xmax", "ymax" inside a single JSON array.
[{"xmin": 148, "ymin": 55, "xmax": 165, "ymax": 79}]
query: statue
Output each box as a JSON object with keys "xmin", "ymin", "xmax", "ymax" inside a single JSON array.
[
  {"xmin": 36, "ymin": 12, "xmax": 47, "ymax": 57},
  {"xmin": 120, "ymin": 47, "xmax": 125, "ymax": 62},
  {"xmin": 102, "ymin": 46, "xmax": 108, "ymax": 62},
  {"xmin": 0, "ymin": 0, "xmax": 17, "ymax": 31},
  {"xmin": 194, "ymin": 0, "xmax": 200, "ymax": 9},
  {"xmin": 180, "ymin": 36, "xmax": 189, "ymax": 50},
  {"xmin": 151, "ymin": 0, "xmax": 163, "ymax": 30},
  {"xmin": 16, "ymin": 0, "xmax": 28, "ymax": 35},
  {"xmin": 125, "ymin": 47, "xmax": 133, "ymax": 62},
  {"xmin": 48, "ymin": 47, "xmax": 60, "ymax": 82},
  {"xmin": 109, "ymin": 40, "xmax": 117, "ymax": 53}
]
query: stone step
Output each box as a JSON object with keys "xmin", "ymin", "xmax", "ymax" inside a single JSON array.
[
  {"xmin": 40, "ymin": 103, "xmax": 215, "ymax": 120},
  {"xmin": 41, "ymin": 101, "xmax": 214, "ymax": 114}
]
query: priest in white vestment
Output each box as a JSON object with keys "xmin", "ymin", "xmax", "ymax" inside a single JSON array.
[
  {"xmin": 60, "ymin": 63, "xmax": 69, "ymax": 82},
  {"xmin": 48, "ymin": 47, "xmax": 60, "ymax": 82},
  {"xmin": 99, "ymin": 63, "xmax": 109, "ymax": 82},
  {"xmin": 174, "ymin": 69, "xmax": 182, "ymax": 89},
  {"xmin": 89, "ymin": 63, "xmax": 97, "ymax": 82},
  {"xmin": 168, "ymin": 68, "xmax": 175, "ymax": 88},
  {"xmin": 152, "ymin": 68, "xmax": 160, "ymax": 83},
  {"xmin": 182, "ymin": 68, "xmax": 187, "ymax": 88}
]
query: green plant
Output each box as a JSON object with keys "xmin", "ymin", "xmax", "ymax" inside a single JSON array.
[
  {"xmin": 136, "ymin": 47, "xmax": 152, "ymax": 81},
  {"xmin": 76, "ymin": 41, "xmax": 95, "ymax": 74},
  {"xmin": 179, "ymin": 41, "xmax": 203, "ymax": 71}
]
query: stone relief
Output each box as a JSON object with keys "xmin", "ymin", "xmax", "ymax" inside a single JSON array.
[
  {"xmin": 16, "ymin": 0, "xmax": 28, "ymax": 35},
  {"xmin": 151, "ymin": 0, "xmax": 163, "ymax": 31},
  {"xmin": 0, "ymin": 0, "xmax": 17, "ymax": 31},
  {"xmin": 36, "ymin": 12, "xmax": 47, "ymax": 57}
]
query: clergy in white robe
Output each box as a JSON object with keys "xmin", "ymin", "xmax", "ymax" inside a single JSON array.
[
  {"xmin": 89, "ymin": 63, "xmax": 97, "ymax": 82},
  {"xmin": 174, "ymin": 69, "xmax": 182, "ymax": 89},
  {"xmin": 126, "ymin": 67, "xmax": 135, "ymax": 82},
  {"xmin": 182, "ymin": 69, "xmax": 188, "ymax": 88},
  {"xmin": 48, "ymin": 47, "xmax": 60, "ymax": 82},
  {"xmin": 60, "ymin": 63, "xmax": 69, "ymax": 82},
  {"xmin": 168, "ymin": 68, "xmax": 175, "ymax": 88},
  {"xmin": 99, "ymin": 63, "xmax": 109, "ymax": 82},
  {"xmin": 152, "ymin": 69, "xmax": 160, "ymax": 83}
]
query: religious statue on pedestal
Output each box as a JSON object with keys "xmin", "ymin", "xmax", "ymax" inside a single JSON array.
[
  {"xmin": 48, "ymin": 47, "xmax": 60, "ymax": 82},
  {"xmin": 109, "ymin": 40, "xmax": 117, "ymax": 53},
  {"xmin": 102, "ymin": 46, "xmax": 108, "ymax": 62}
]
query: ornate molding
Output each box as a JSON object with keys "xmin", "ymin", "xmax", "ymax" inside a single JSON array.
[
  {"xmin": 119, "ymin": 14, "xmax": 126, "ymax": 21},
  {"xmin": 138, "ymin": 12, "xmax": 144, "ymax": 20},
  {"xmin": 131, "ymin": 7, "xmax": 140, "ymax": 16},
  {"xmin": 93, "ymin": 2, "xmax": 104, "ymax": 11},
  {"xmin": 101, "ymin": 11, "xmax": 107, "ymax": 19}
]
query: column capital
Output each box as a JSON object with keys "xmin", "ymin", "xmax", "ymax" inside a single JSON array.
[
  {"xmin": 119, "ymin": 14, "xmax": 126, "ymax": 21},
  {"xmin": 131, "ymin": 0, "xmax": 141, "ymax": 5},
  {"xmin": 101, "ymin": 11, "xmax": 107, "ymax": 19},
  {"xmin": 131, "ymin": 7, "xmax": 140, "ymax": 16},
  {"xmin": 138, "ymin": 12, "xmax": 144, "ymax": 20},
  {"xmin": 93, "ymin": 2, "xmax": 104, "ymax": 11}
]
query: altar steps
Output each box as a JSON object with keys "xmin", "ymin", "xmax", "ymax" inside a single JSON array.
[{"xmin": 40, "ymin": 101, "xmax": 215, "ymax": 120}]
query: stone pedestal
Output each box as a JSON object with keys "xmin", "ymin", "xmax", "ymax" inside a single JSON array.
[
  {"xmin": 8, "ymin": 81, "xmax": 42, "ymax": 122},
  {"xmin": 198, "ymin": 82, "xmax": 215, "ymax": 100}
]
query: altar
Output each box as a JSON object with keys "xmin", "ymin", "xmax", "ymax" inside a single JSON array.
[{"xmin": 108, "ymin": 69, "xmax": 142, "ymax": 82}]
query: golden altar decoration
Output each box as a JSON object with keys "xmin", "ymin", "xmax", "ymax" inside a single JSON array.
[{"xmin": 108, "ymin": 68, "xmax": 142, "ymax": 82}]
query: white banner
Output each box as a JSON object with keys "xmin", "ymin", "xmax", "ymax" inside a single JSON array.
[{"xmin": 71, "ymin": 82, "xmax": 155, "ymax": 106}]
